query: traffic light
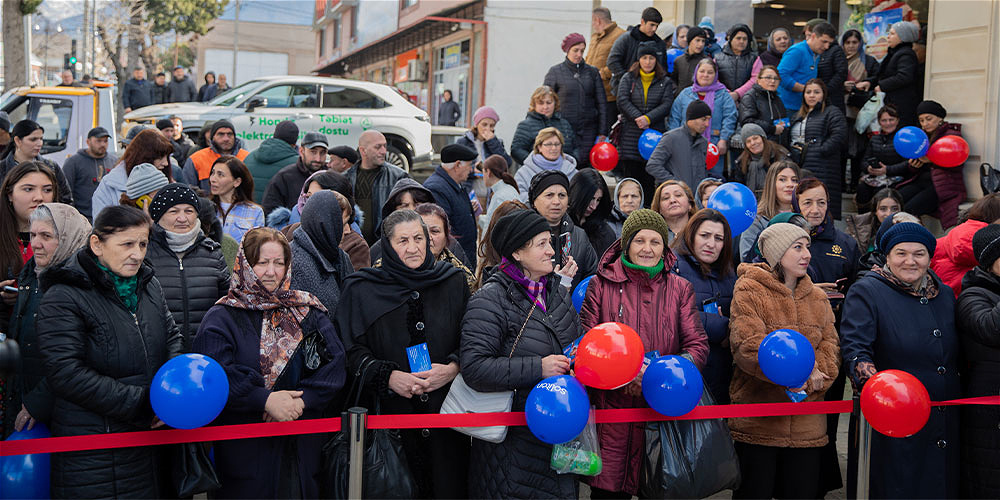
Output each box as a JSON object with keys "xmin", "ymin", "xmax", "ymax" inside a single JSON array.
[
  {"xmin": 71, "ymin": 39, "xmax": 77, "ymax": 60},
  {"xmin": 69, "ymin": 56, "xmax": 77, "ymax": 65},
  {"xmin": 63, "ymin": 53, "xmax": 71, "ymax": 69}
]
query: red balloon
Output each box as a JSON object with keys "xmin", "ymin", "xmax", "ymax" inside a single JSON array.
[
  {"xmin": 860, "ymin": 369, "xmax": 931, "ymax": 438},
  {"xmin": 927, "ymin": 135, "xmax": 970, "ymax": 168},
  {"xmin": 706, "ymin": 142, "xmax": 720, "ymax": 169},
  {"xmin": 574, "ymin": 322, "xmax": 644, "ymax": 390},
  {"xmin": 589, "ymin": 142, "xmax": 619, "ymax": 172}
]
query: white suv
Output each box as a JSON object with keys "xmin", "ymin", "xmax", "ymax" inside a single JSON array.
[{"xmin": 123, "ymin": 75, "xmax": 432, "ymax": 172}]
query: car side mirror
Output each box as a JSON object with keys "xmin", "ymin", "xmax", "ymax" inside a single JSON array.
[{"xmin": 246, "ymin": 97, "xmax": 267, "ymax": 112}]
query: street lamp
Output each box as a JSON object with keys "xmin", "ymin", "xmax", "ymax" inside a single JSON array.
[{"xmin": 34, "ymin": 20, "xmax": 63, "ymax": 84}]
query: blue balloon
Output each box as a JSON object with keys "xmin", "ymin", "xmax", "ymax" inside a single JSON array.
[
  {"xmin": 638, "ymin": 129, "xmax": 663, "ymax": 160},
  {"xmin": 1, "ymin": 424, "xmax": 51, "ymax": 499},
  {"xmin": 706, "ymin": 182, "xmax": 757, "ymax": 235},
  {"xmin": 757, "ymin": 329, "xmax": 816, "ymax": 388},
  {"xmin": 151, "ymin": 353, "xmax": 230, "ymax": 429},
  {"xmin": 642, "ymin": 356, "xmax": 704, "ymax": 416},
  {"xmin": 525, "ymin": 375, "xmax": 590, "ymax": 444},
  {"xmin": 893, "ymin": 126, "xmax": 930, "ymax": 159},
  {"xmin": 572, "ymin": 275, "xmax": 594, "ymax": 313}
]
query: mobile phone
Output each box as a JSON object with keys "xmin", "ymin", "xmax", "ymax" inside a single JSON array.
[{"xmin": 3, "ymin": 286, "xmax": 17, "ymax": 293}]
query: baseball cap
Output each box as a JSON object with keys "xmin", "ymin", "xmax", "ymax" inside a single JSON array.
[
  {"xmin": 301, "ymin": 132, "xmax": 329, "ymax": 150},
  {"xmin": 88, "ymin": 126, "xmax": 111, "ymax": 139}
]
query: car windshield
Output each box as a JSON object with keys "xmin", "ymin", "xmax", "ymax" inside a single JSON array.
[{"xmin": 209, "ymin": 79, "xmax": 266, "ymax": 106}]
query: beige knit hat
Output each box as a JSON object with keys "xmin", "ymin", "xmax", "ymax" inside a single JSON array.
[{"xmin": 758, "ymin": 223, "xmax": 810, "ymax": 267}]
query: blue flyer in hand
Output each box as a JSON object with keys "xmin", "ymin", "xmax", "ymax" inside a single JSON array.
[
  {"xmin": 406, "ymin": 343, "xmax": 432, "ymax": 373},
  {"xmin": 773, "ymin": 117, "xmax": 790, "ymax": 127},
  {"xmin": 642, "ymin": 350, "xmax": 661, "ymax": 370},
  {"xmin": 785, "ymin": 388, "xmax": 808, "ymax": 402}
]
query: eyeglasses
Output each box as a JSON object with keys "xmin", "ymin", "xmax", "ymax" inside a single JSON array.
[
  {"xmin": 541, "ymin": 142, "xmax": 562, "ymax": 148},
  {"xmin": 759, "ymin": 75, "xmax": 780, "ymax": 81}
]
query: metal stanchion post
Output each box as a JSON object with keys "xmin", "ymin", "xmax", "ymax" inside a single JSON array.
[
  {"xmin": 347, "ymin": 407, "xmax": 368, "ymax": 500},
  {"xmin": 856, "ymin": 410, "xmax": 873, "ymax": 500}
]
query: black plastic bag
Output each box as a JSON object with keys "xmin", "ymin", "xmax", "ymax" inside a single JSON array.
[
  {"xmin": 639, "ymin": 387, "xmax": 740, "ymax": 498},
  {"xmin": 171, "ymin": 442, "xmax": 221, "ymax": 497}
]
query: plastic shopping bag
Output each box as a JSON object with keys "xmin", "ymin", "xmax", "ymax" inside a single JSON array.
[
  {"xmin": 855, "ymin": 92, "xmax": 884, "ymax": 135},
  {"xmin": 550, "ymin": 408, "xmax": 602, "ymax": 476}
]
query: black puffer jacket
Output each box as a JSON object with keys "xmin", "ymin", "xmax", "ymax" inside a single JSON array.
[
  {"xmin": 2, "ymin": 259, "xmax": 54, "ymax": 436},
  {"xmin": 146, "ymin": 225, "xmax": 230, "ymax": 347},
  {"xmin": 543, "ymin": 59, "xmax": 609, "ymax": 148},
  {"xmin": 37, "ymin": 248, "xmax": 184, "ymax": 499},
  {"xmin": 461, "ymin": 270, "xmax": 581, "ymax": 499},
  {"xmin": 510, "ymin": 111, "xmax": 577, "ymax": 165},
  {"xmin": 739, "ymin": 83, "xmax": 789, "ymax": 146},
  {"xmin": 616, "ymin": 71, "xmax": 675, "ymax": 161},
  {"xmin": 716, "ymin": 45, "xmax": 756, "ymax": 94},
  {"xmin": 817, "ymin": 43, "xmax": 848, "ymax": 113},
  {"xmin": 955, "ymin": 267, "xmax": 1000, "ymax": 498},
  {"xmin": 876, "ymin": 43, "xmax": 920, "ymax": 125},
  {"xmin": 670, "ymin": 51, "xmax": 711, "ymax": 95},
  {"xmin": 863, "ymin": 130, "xmax": 909, "ymax": 177},
  {"xmin": 790, "ymin": 105, "xmax": 847, "ymax": 218}
]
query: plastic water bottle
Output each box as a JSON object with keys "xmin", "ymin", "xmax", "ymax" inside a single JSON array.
[{"xmin": 551, "ymin": 445, "xmax": 603, "ymax": 475}]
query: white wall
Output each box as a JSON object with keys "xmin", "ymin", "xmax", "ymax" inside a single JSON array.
[{"xmin": 204, "ymin": 49, "xmax": 289, "ymax": 85}]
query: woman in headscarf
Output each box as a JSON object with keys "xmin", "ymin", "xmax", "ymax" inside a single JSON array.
[
  {"xmin": 289, "ymin": 190, "xmax": 354, "ymax": 313},
  {"xmin": 668, "ymin": 58, "xmax": 738, "ymax": 158},
  {"xmin": 335, "ymin": 209, "xmax": 471, "ymax": 498},
  {"xmin": 193, "ymin": 227, "xmax": 346, "ymax": 498},
  {"xmin": 749, "ymin": 28, "xmax": 791, "ymax": 85},
  {"xmin": 606, "ymin": 177, "xmax": 644, "ymax": 238},
  {"xmin": 3, "ymin": 203, "xmax": 90, "ymax": 437}
]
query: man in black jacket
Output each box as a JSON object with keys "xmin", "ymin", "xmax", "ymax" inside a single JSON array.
[
  {"xmin": 606, "ymin": 7, "xmax": 667, "ymax": 92},
  {"xmin": 424, "ymin": 143, "xmax": 479, "ymax": 268},
  {"xmin": 166, "ymin": 66, "xmax": 197, "ymax": 103},
  {"xmin": 152, "ymin": 72, "xmax": 167, "ymax": 104},
  {"xmin": 670, "ymin": 25, "xmax": 711, "ymax": 94},
  {"xmin": 262, "ymin": 132, "xmax": 330, "ymax": 214},
  {"xmin": 346, "ymin": 130, "xmax": 410, "ymax": 243},
  {"xmin": 122, "ymin": 67, "xmax": 154, "ymax": 113}
]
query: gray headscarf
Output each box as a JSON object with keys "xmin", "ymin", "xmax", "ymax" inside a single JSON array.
[
  {"xmin": 30, "ymin": 203, "xmax": 92, "ymax": 275},
  {"xmin": 891, "ymin": 21, "xmax": 920, "ymax": 43},
  {"xmin": 291, "ymin": 190, "xmax": 351, "ymax": 312}
]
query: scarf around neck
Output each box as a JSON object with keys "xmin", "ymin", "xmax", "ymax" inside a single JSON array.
[
  {"xmin": 690, "ymin": 69, "xmax": 727, "ymax": 140},
  {"xmin": 531, "ymin": 153, "xmax": 565, "ymax": 171},
  {"xmin": 163, "ymin": 219, "xmax": 203, "ymax": 253},
  {"xmin": 846, "ymin": 51, "xmax": 866, "ymax": 82},
  {"xmin": 621, "ymin": 254, "xmax": 664, "ymax": 278},
  {"xmin": 216, "ymin": 241, "xmax": 326, "ymax": 389},
  {"xmin": 499, "ymin": 257, "xmax": 548, "ymax": 312},
  {"xmin": 96, "ymin": 260, "xmax": 139, "ymax": 312},
  {"xmin": 873, "ymin": 264, "xmax": 939, "ymax": 299}
]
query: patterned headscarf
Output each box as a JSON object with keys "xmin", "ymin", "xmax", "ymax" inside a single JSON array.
[{"xmin": 216, "ymin": 232, "xmax": 326, "ymax": 389}]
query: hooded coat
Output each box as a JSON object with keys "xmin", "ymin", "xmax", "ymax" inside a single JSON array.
[
  {"xmin": 930, "ymin": 218, "xmax": 987, "ymax": 296},
  {"xmin": 728, "ymin": 263, "xmax": 839, "ymax": 448},
  {"xmin": 243, "ymin": 137, "xmax": 301, "ymax": 203},
  {"xmin": 424, "ymin": 165, "xmax": 479, "ymax": 268},
  {"xmin": 37, "ymin": 249, "xmax": 184, "ymax": 499},
  {"xmin": 461, "ymin": 269, "xmax": 581, "ymax": 499},
  {"xmin": 616, "ymin": 70, "xmax": 675, "ymax": 161},
  {"xmin": 290, "ymin": 191, "xmax": 354, "ymax": 313},
  {"xmin": 606, "ymin": 177, "xmax": 644, "ymax": 237},
  {"xmin": 580, "ymin": 241, "xmax": 708, "ymax": 494},
  {"xmin": 510, "ymin": 111, "xmax": 577, "ymax": 166}
]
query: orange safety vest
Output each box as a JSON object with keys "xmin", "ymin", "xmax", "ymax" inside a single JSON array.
[{"xmin": 189, "ymin": 147, "xmax": 250, "ymax": 181}]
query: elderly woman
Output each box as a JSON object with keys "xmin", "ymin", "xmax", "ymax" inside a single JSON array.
[
  {"xmin": 146, "ymin": 183, "xmax": 230, "ymax": 347},
  {"xmin": 874, "ymin": 21, "xmax": 921, "ymax": 125},
  {"xmin": 194, "ymin": 227, "xmax": 345, "ymax": 498},
  {"xmin": 462, "ymin": 209, "xmax": 580, "ymax": 498},
  {"xmin": 289, "ymin": 190, "xmax": 354, "ymax": 313},
  {"xmin": 514, "ymin": 127, "xmax": 579, "ymax": 200},
  {"xmin": 336, "ymin": 209, "xmax": 471, "ymax": 498},
  {"xmin": 369, "ymin": 178, "xmax": 469, "ymax": 266},
  {"xmin": 581, "ymin": 209, "xmax": 708, "ymax": 497},
  {"xmin": 527, "ymin": 170, "xmax": 598, "ymax": 289},
  {"xmin": 607, "ymin": 177, "xmax": 644, "ymax": 237},
  {"xmin": 668, "ymin": 58, "xmax": 738, "ymax": 158},
  {"xmin": 650, "ymin": 179, "xmax": 697, "ymax": 244},
  {"xmin": 3, "ymin": 203, "xmax": 90, "ymax": 437},
  {"xmin": 749, "ymin": 28, "xmax": 791, "ymax": 85},
  {"xmin": 544, "ymin": 33, "xmax": 607, "ymax": 168},
  {"xmin": 617, "ymin": 42, "xmax": 675, "ymax": 197},
  {"xmin": 510, "ymin": 86, "xmax": 577, "ymax": 165},
  {"xmin": 414, "ymin": 202, "xmax": 476, "ymax": 290},
  {"xmin": 955, "ymin": 224, "xmax": 1000, "ymax": 499},
  {"xmin": 729, "ymin": 222, "xmax": 840, "ymax": 498},
  {"xmin": 456, "ymin": 106, "xmax": 513, "ymax": 166},
  {"xmin": 841, "ymin": 222, "xmax": 961, "ymax": 498},
  {"xmin": 37, "ymin": 205, "xmax": 183, "ymax": 498}
]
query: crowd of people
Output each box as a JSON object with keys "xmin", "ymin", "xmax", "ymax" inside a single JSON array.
[
  {"xmin": 122, "ymin": 65, "xmax": 232, "ymax": 113},
  {"xmin": 0, "ymin": 5, "xmax": 996, "ymax": 500}
]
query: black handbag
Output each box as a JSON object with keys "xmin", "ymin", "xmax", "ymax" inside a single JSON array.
[
  {"xmin": 172, "ymin": 442, "xmax": 221, "ymax": 497},
  {"xmin": 320, "ymin": 359, "xmax": 418, "ymax": 499},
  {"xmin": 639, "ymin": 384, "xmax": 741, "ymax": 499},
  {"xmin": 980, "ymin": 163, "xmax": 1000, "ymax": 195},
  {"xmin": 847, "ymin": 88, "xmax": 874, "ymax": 109}
]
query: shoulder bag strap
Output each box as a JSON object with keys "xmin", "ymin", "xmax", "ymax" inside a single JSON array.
[{"xmin": 507, "ymin": 301, "xmax": 536, "ymax": 358}]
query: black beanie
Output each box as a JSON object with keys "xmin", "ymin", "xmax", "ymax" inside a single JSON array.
[
  {"xmin": 528, "ymin": 170, "xmax": 570, "ymax": 208},
  {"xmin": 273, "ymin": 120, "xmax": 299, "ymax": 146},
  {"xmin": 916, "ymin": 100, "xmax": 947, "ymax": 119},
  {"xmin": 637, "ymin": 41, "xmax": 658, "ymax": 59},
  {"xmin": 685, "ymin": 26, "xmax": 708, "ymax": 43},
  {"xmin": 491, "ymin": 209, "xmax": 551, "ymax": 261},
  {"xmin": 686, "ymin": 100, "xmax": 712, "ymax": 121},
  {"xmin": 155, "ymin": 118, "xmax": 174, "ymax": 131},
  {"xmin": 210, "ymin": 119, "xmax": 235, "ymax": 138},
  {"xmin": 149, "ymin": 183, "xmax": 201, "ymax": 223},
  {"xmin": 973, "ymin": 224, "xmax": 1000, "ymax": 270}
]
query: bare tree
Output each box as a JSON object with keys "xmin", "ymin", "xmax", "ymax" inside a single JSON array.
[{"xmin": 2, "ymin": 0, "xmax": 44, "ymax": 90}]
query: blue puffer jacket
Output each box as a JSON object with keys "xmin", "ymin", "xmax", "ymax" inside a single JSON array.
[{"xmin": 668, "ymin": 87, "xmax": 738, "ymax": 144}]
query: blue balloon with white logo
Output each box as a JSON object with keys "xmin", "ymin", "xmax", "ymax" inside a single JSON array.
[
  {"xmin": 758, "ymin": 329, "xmax": 816, "ymax": 388},
  {"xmin": 525, "ymin": 375, "xmax": 590, "ymax": 444},
  {"xmin": 893, "ymin": 126, "xmax": 930, "ymax": 159},
  {"xmin": 572, "ymin": 275, "xmax": 594, "ymax": 313},
  {"xmin": 151, "ymin": 353, "xmax": 230, "ymax": 429},
  {"xmin": 1, "ymin": 424, "xmax": 51, "ymax": 499},
  {"xmin": 638, "ymin": 129, "xmax": 663, "ymax": 160},
  {"xmin": 642, "ymin": 355, "xmax": 704, "ymax": 416},
  {"xmin": 706, "ymin": 182, "xmax": 757, "ymax": 235}
]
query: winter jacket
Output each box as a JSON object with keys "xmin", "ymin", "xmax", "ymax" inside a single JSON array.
[
  {"xmin": 840, "ymin": 270, "xmax": 961, "ymax": 499},
  {"xmin": 510, "ymin": 111, "xmax": 577, "ymax": 165},
  {"xmin": 789, "ymin": 105, "xmax": 847, "ymax": 218},
  {"xmin": 616, "ymin": 71, "xmax": 675, "ymax": 161},
  {"xmin": 479, "ymin": 180, "xmax": 519, "ymax": 233},
  {"xmin": 715, "ymin": 45, "xmax": 757, "ymax": 98},
  {"xmin": 456, "ymin": 131, "xmax": 513, "ymax": 166},
  {"xmin": 197, "ymin": 82, "xmax": 218, "ymax": 103},
  {"xmin": 182, "ymin": 138, "xmax": 250, "ymax": 192},
  {"xmin": 673, "ymin": 249, "xmax": 737, "ymax": 404},
  {"xmin": 146, "ymin": 225, "xmax": 230, "ymax": 347},
  {"xmin": 807, "ymin": 222, "xmax": 861, "ymax": 290},
  {"xmin": 580, "ymin": 242, "xmax": 708, "ymax": 495},
  {"xmin": 60, "ymin": 148, "xmax": 118, "ymax": 219},
  {"xmin": 171, "ymin": 134, "xmax": 195, "ymax": 167},
  {"xmin": 777, "ymin": 40, "xmax": 821, "ymax": 112},
  {"xmin": 121, "ymin": 77, "xmax": 154, "ymax": 110},
  {"xmin": 243, "ymin": 138, "xmax": 301, "ymax": 203},
  {"xmin": 344, "ymin": 161, "xmax": 410, "ymax": 242},
  {"xmin": 543, "ymin": 59, "xmax": 609, "ymax": 156},
  {"xmin": 0, "ymin": 153, "xmax": 73, "ymax": 205},
  {"xmin": 193, "ymin": 304, "xmax": 346, "ymax": 499},
  {"xmin": 863, "ymin": 130, "xmax": 909, "ymax": 179},
  {"xmin": 438, "ymin": 99, "xmax": 461, "ymax": 126},
  {"xmin": 844, "ymin": 211, "xmax": 877, "ymax": 253},
  {"xmin": 37, "ymin": 249, "xmax": 184, "ymax": 499},
  {"xmin": 930, "ymin": 219, "xmax": 987, "ymax": 296},
  {"xmin": 645, "ymin": 125, "xmax": 715, "ymax": 189},
  {"xmin": 585, "ymin": 22, "xmax": 627, "ymax": 101},
  {"xmin": 875, "ymin": 43, "xmax": 920, "ymax": 125},
  {"xmin": 546, "ymin": 214, "xmax": 599, "ymax": 290},
  {"xmin": 606, "ymin": 25, "xmax": 667, "ymax": 92},
  {"xmin": 165, "ymin": 74, "xmax": 197, "ymax": 103},
  {"xmin": 514, "ymin": 153, "xmax": 578, "ymax": 201},
  {"xmin": 152, "ymin": 83, "xmax": 166, "ymax": 104},
  {"xmin": 926, "ymin": 123, "xmax": 967, "ymax": 229},
  {"xmin": 424, "ymin": 165, "xmax": 479, "ymax": 268},
  {"xmin": 668, "ymin": 86, "xmax": 738, "ymax": 144},
  {"xmin": 2, "ymin": 260, "xmax": 54, "ymax": 437},
  {"xmin": 461, "ymin": 269, "xmax": 580, "ymax": 499},
  {"xmin": 89, "ymin": 163, "xmax": 127, "ymax": 220},
  {"xmin": 729, "ymin": 263, "xmax": 839, "ymax": 448},
  {"xmin": 732, "ymin": 145, "xmax": 790, "ymax": 194},
  {"xmin": 261, "ymin": 158, "xmax": 317, "ymax": 215},
  {"xmin": 816, "ymin": 43, "xmax": 849, "ymax": 113},
  {"xmin": 738, "ymin": 83, "xmax": 790, "ymax": 146},
  {"xmin": 670, "ymin": 51, "xmax": 711, "ymax": 95},
  {"xmin": 955, "ymin": 267, "xmax": 1000, "ymax": 499}
]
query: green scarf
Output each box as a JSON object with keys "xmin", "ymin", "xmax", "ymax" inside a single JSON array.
[
  {"xmin": 96, "ymin": 261, "xmax": 139, "ymax": 312},
  {"xmin": 621, "ymin": 254, "xmax": 664, "ymax": 278}
]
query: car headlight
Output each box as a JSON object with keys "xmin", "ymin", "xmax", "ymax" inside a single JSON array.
[{"xmin": 415, "ymin": 115, "xmax": 430, "ymax": 123}]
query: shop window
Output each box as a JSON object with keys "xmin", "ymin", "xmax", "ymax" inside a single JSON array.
[
  {"xmin": 333, "ymin": 18, "xmax": 341, "ymax": 48},
  {"xmin": 319, "ymin": 28, "xmax": 326, "ymax": 57},
  {"xmin": 321, "ymin": 85, "xmax": 388, "ymax": 109},
  {"xmin": 401, "ymin": 0, "xmax": 418, "ymax": 9}
]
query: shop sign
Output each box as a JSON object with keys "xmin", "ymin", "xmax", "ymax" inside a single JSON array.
[{"xmin": 443, "ymin": 43, "xmax": 462, "ymax": 69}]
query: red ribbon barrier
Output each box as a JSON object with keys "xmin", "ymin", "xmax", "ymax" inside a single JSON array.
[{"xmin": 2, "ymin": 396, "xmax": 996, "ymax": 457}]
